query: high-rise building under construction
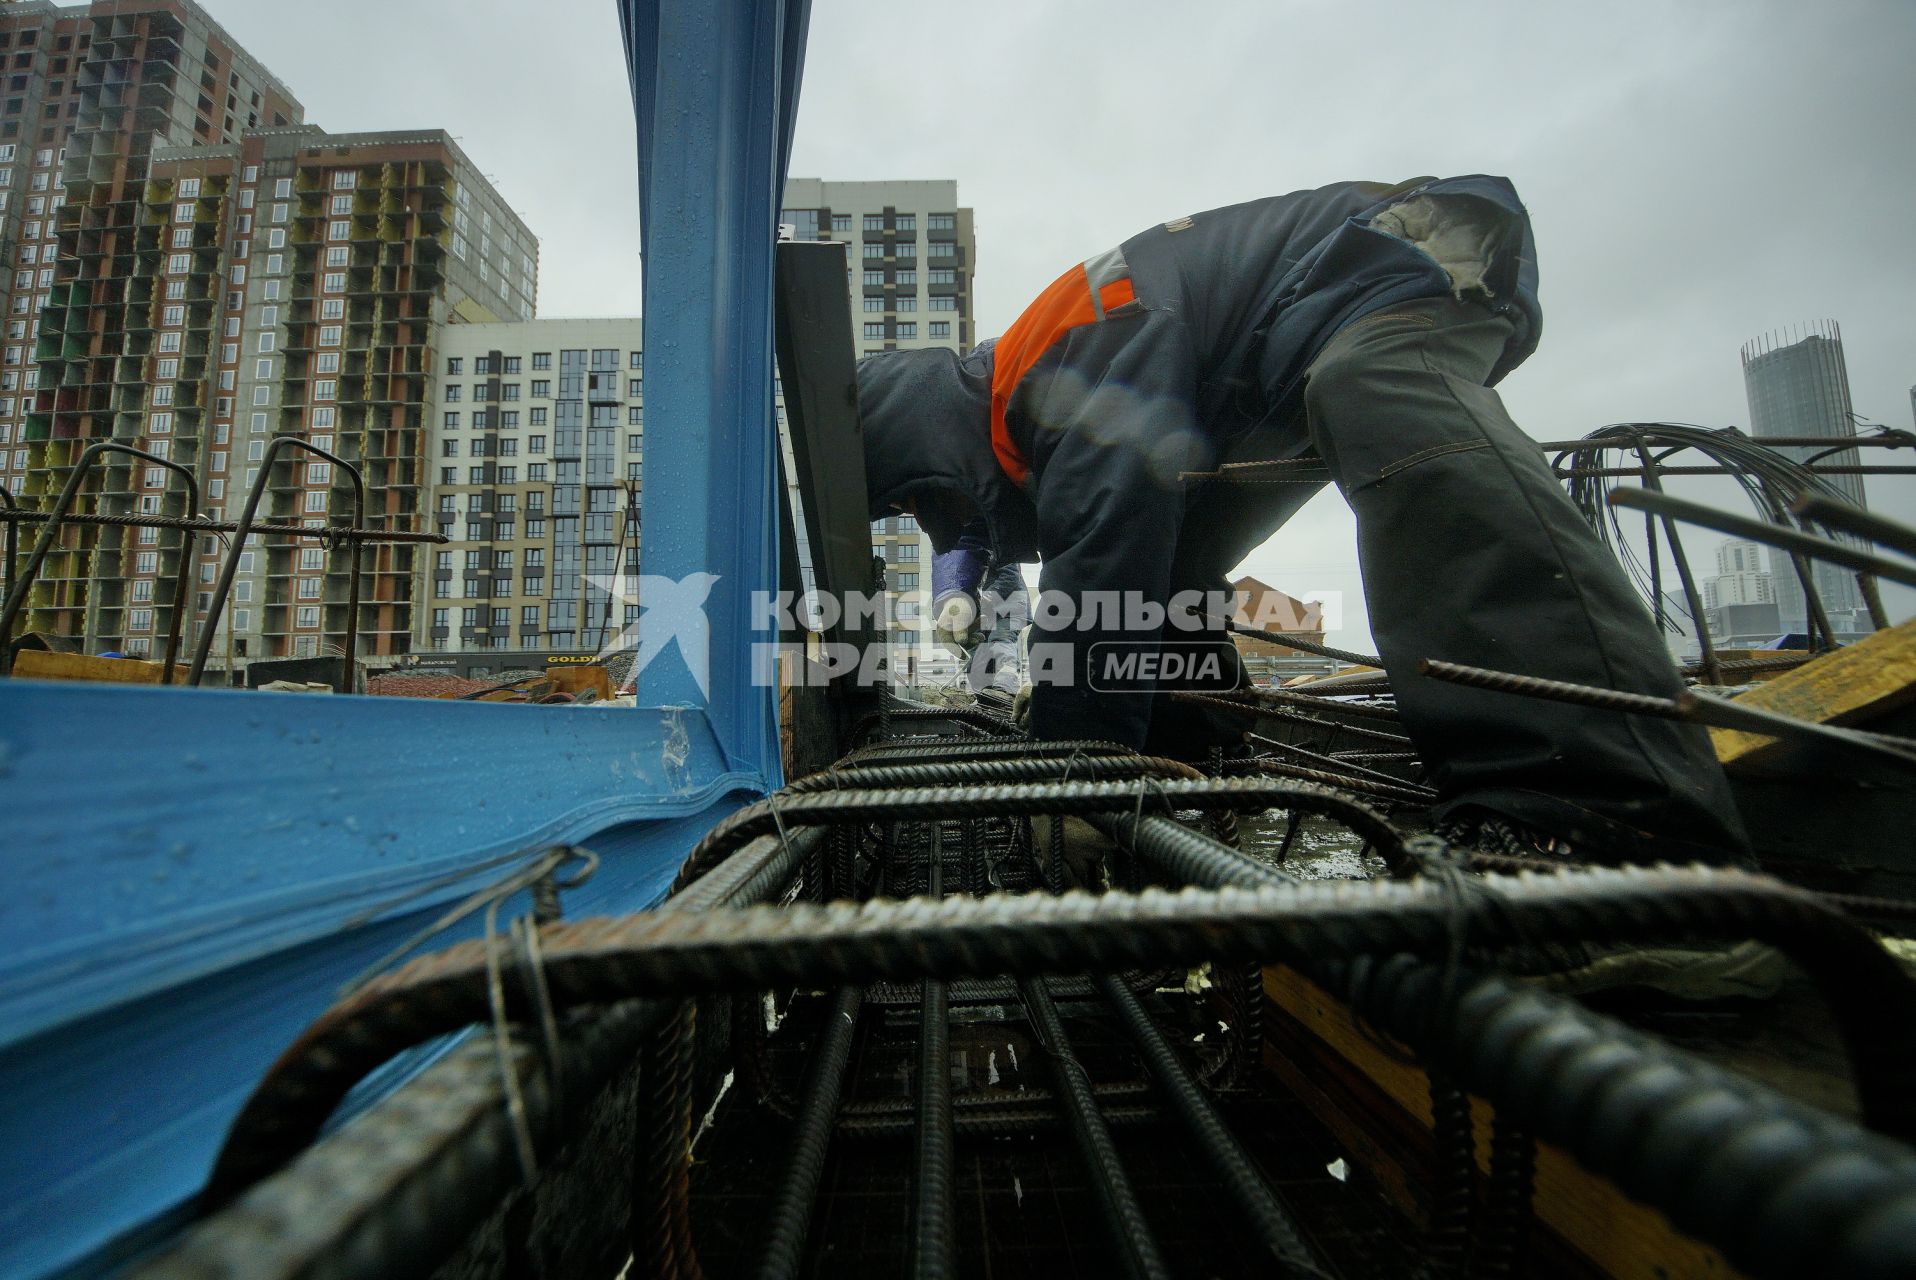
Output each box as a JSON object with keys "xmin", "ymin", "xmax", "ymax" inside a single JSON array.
[{"xmin": 3, "ymin": 1, "xmax": 533, "ymax": 669}]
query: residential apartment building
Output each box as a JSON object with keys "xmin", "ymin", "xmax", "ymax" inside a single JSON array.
[
  {"xmin": 1701, "ymin": 539, "xmax": 1775, "ymax": 611},
  {"xmin": 0, "ymin": 0, "xmax": 302, "ymax": 643},
  {"xmin": 4, "ymin": 0, "xmax": 536, "ymax": 669},
  {"xmin": 423, "ymin": 319, "xmax": 641, "ymax": 658},
  {"xmin": 781, "ymin": 179, "xmax": 975, "ymax": 680}
]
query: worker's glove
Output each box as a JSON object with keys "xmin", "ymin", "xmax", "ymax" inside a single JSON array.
[
  {"xmin": 1029, "ymin": 815, "xmax": 1119, "ymax": 891},
  {"xmin": 932, "ymin": 592, "xmax": 980, "ymax": 653}
]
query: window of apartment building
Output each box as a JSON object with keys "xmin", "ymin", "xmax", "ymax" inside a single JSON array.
[
  {"xmin": 830, "ymin": 214, "xmax": 851, "ymax": 232},
  {"xmin": 929, "ymin": 321, "xmax": 951, "ymax": 339},
  {"xmin": 229, "ymin": 265, "xmax": 245, "ymax": 285},
  {"xmin": 129, "ymin": 608, "xmax": 154, "ymax": 632},
  {"xmin": 150, "ymin": 412, "xmax": 173, "ymax": 435},
  {"xmin": 255, "ymin": 332, "xmax": 275, "ymax": 354},
  {"xmin": 167, "ymin": 228, "xmax": 190, "ymax": 250},
  {"xmin": 329, "ymin": 194, "xmax": 351, "ymax": 215},
  {"xmin": 896, "ymin": 270, "xmax": 917, "ymax": 286},
  {"xmin": 862, "ymin": 270, "xmax": 884, "ymax": 287},
  {"xmin": 929, "ymin": 241, "xmax": 957, "ymax": 259},
  {"xmin": 529, "ymin": 406, "xmax": 548, "ymax": 426},
  {"xmin": 862, "ymin": 297, "xmax": 883, "ymax": 313},
  {"xmin": 296, "ymin": 577, "xmax": 321, "ymax": 601},
  {"xmin": 304, "ymin": 490, "xmax": 327, "ymax": 513},
  {"xmin": 322, "ymin": 272, "xmax": 344, "ymax": 292},
  {"xmin": 862, "ymin": 215, "xmax": 884, "ymax": 232},
  {"xmin": 444, "ymin": 385, "xmax": 461, "ymax": 403},
  {"xmin": 132, "ymin": 580, "xmax": 153, "ymax": 602},
  {"xmin": 894, "ymin": 242, "xmax": 916, "ymax": 261},
  {"xmin": 320, "ymin": 299, "xmax": 343, "ymax": 320},
  {"xmin": 521, "ymin": 605, "xmax": 539, "ymax": 628},
  {"xmin": 528, "ymin": 435, "xmax": 546, "ymax": 454},
  {"xmin": 333, "ymin": 170, "xmax": 357, "ymax": 190},
  {"xmin": 154, "ymin": 357, "xmax": 178, "ymax": 380},
  {"xmin": 897, "ymin": 322, "xmax": 919, "ymax": 339},
  {"xmin": 254, "ymin": 358, "xmax": 272, "ymax": 380},
  {"xmin": 929, "ymin": 269, "xmax": 956, "ymax": 285},
  {"xmin": 503, "ymin": 356, "xmax": 522, "ymax": 374},
  {"xmin": 135, "ymin": 552, "xmax": 158, "ymax": 575},
  {"xmin": 311, "ymin": 407, "xmax": 336, "ymax": 429},
  {"xmin": 443, "ymin": 411, "xmax": 460, "ymax": 430},
  {"xmin": 319, "ymin": 325, "xmax": 341, "ymax": 346},
  {"xmin": 464, "ymin": 465, "xmax": 485, "ymax": 484},
  {"xmin": 239, "ymin": 188, "xmax": 255, "ymax": 208},
  {"xmin": 166, "ymin": 253, "xmax": 189, "ymax": 275},
  {"xmin": 296, "ymin": 606, "xmax": 319, "ymax": 629},
  {"xmin": 862, "ymin": 323, "xmax": 884, "ymax": 339},
  {"xmin": 928, "ymin": 214, "xmax": 955, "ymax": 231},
  {"xmin": 501, "ymin": 384, "xmax": 520, "ymax": 401},
  {"xmin": 151, "ymin": 385, "xmax": 173, "ymax": 407},
  {"xmin": 628, "ymin": 407, "xmax": 644, "ymax": 426},
  {"xmin": 326, "ymin": 219, "xmax": 348, "ymax": 241},
  {"xmin": 896, "ymin": 297, "xmax": 917, "ymax": 312},
  {"xmin": 264, "ymin": 279, "xmax": 280, "ymax": 299},
  {"xmin": 896, "ymin": 214, "xmax": 917, "ymax": 233},
  {"xmin": 530, "ymin": 379, "xmax": 550, "ymax": 397},
  {"xmin": 324, "ymin": 246, "xmax": 348, "ymax": 268},
  {"xmin": 499, "ymin": 411, "xmax": 519, "ymax": 429},
  {"xmin": 174, "ymin": 200, "xmax": 194, "ymax": 223},
  {"xmin": 861, "ymin": 243, "xmax": 885, "ymax": 259},
  {"xmin": 442, "ymin": 439, "xmax": 459, "ymax": 457},
  {"xmin": 532, "ymin": 352, "xmax": 551, "ymax": 370},
  {"xmin": 316, "ymin": 352, "xmax": 339, "ymax": 374},
  {"xmin": 527, "ymin": 465, "xmax": 548, "ymax": 484}
]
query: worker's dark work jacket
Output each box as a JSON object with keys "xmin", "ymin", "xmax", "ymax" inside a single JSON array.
[{"xmin": 858, "ymin": 176, "xmax": 1748, "ymax": 860}]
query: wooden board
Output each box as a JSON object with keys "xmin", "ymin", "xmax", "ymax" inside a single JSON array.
[
  {"xmin": 1264, "ymin": 965, "xmax": 1747, "ymax": 1280},
  {"xmin": 1712, "ymin": 620, "xmax": 1916, "ymax": 764},
  {"xmin": 12, "ymin": 650, "xmax": 174, "ymax": 684}
]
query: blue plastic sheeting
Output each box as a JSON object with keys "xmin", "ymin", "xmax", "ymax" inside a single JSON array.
[
  {"xmin": 618, "ymin": 0, "xmax": 810, "ymax": 789},
  {"xmin": 0, "ymin": 679, "xmax": 768, "ymax": 1277}
]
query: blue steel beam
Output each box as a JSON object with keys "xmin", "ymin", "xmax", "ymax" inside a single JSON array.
[
  {"xmin": 618, "ymin": 0, "xmax": 810, "ymax": 784},
  {"xmin": 0, "ymin": 1, "xmax": 810, "ymax": 1273}
]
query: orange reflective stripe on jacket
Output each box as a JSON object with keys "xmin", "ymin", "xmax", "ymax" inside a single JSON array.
[{"xmin": 989, "ymin": 247, "xmax": 1136, "ymax": 487}]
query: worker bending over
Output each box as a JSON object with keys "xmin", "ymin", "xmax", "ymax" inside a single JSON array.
[{"xmin": 856, "ymin": 175, "xmax": 1747, "ymax": 862}]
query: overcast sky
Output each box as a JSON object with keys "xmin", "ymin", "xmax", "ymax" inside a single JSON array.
[{"xmin": 227, "ymin": 0, "xmax": 1916, "ymax": 646}]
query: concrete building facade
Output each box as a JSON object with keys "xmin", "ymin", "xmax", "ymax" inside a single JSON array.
[
  {"xmin": 1701, "ymin": 538, "xmax": 1775, "ymax": 611},
  {"xmin": 1741, "ymin": 321, "xmax": 1868, "ymax": 628},
  {"xmin": 423, "ymin": 318, "xmax": 641, "ymax": 659},
  {"xmin": 3, "ymin": 0, "xmax": 536, "ymax": 670}
]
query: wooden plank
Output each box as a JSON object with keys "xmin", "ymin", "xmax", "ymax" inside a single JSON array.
[
  {"xmin": 1264, "ymin": 966, "xmax": 1746, "ymax": 1280},
  {"xmin": 1712, "ymin": 619, "xmax": 1916, "ymax": 764},
  {"xmin": 12, "ymin": 650, "xmax": 169, "ymax": 684}
]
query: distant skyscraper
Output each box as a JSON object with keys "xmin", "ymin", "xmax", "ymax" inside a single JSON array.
[{"xmin": 1740, "ymin": 321, "xmax": 1867, "ymax": 629}]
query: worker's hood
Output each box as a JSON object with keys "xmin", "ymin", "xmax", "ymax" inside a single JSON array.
[{"xmin": 857, "ymin": 344, "xmax": 1038, "ymax": 567}]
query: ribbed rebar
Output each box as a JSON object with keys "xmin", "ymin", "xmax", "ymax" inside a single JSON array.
[
  {"xmin": 1019, "ymin": 976, "xmax": 1170, "ymax": 1280},
  {"xmin": 756, "ymin": 986, "xmax": 863, "ymax": 1280},
  {"xmin": 207, "ymin": 863, "xmax": 1916, "ymax": 1200},
  {"xmin": 914, "ymin": 830, "xmax": 956, "ymax": 1278},
  {"xmin": 1096, "ymin": 974, "xmax": 1323, "ymax": 1272},
  {"xmin": 680, "ymin": 778, "xmax": 1408, "ymax": 878},
  {"xmin": 1422, "ymin": 1073, "xmax": 1476, "ymax": 1278}
]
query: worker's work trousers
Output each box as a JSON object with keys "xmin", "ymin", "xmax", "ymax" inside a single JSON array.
[{"xmin": 1253, "ymin": 294, "xmax": 1747, "ymax": 859}]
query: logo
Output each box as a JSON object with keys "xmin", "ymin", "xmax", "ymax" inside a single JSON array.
[
  {"xmin": 591, "ymin": 572, "xmax": 720, "ymax": 697},
  {"xmin": 1088, "ymin": 640, "xmax": 1241, "ymax": 694}
]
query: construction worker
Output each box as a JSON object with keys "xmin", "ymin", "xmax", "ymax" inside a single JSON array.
[{"xmin": 857, "ymin": 175, "xmax": 1748, "ymax": 862}]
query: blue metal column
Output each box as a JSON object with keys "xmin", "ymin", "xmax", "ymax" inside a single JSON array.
[{"xmin": 619, "ymin": 0, "xmax": 811, "ymax": 787}]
